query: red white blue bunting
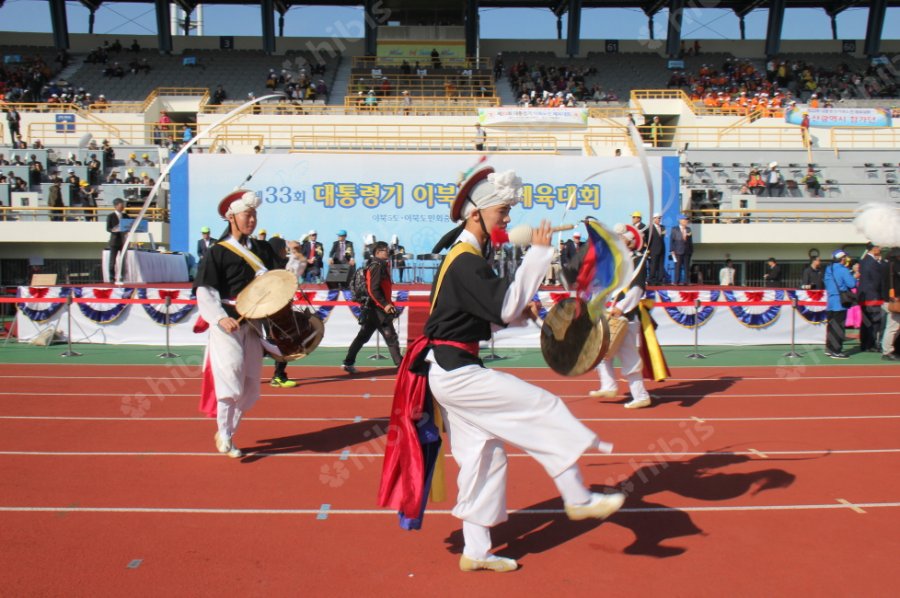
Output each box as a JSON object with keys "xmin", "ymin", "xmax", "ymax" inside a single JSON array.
[
  {"xmin": 787, "ymin": 289, "xmax": 828, "ymax": 324},
  {"xmin": 723, "ymin": 290, "xmax": 783, "ymax": 328},
  {"xmin": 138, "ymin": 288, "xmax": 196, "ymax": 326},
  {"xmin": 73, "ymin": 287, "xmax": 135, "ymax": 324},
  {"xmin": 650, "ymin": 289, "xmax": 719, "ymax": 328},
  {"xmin": 16, "ymin": 286, "xmax": 71, "ymax": 323}
]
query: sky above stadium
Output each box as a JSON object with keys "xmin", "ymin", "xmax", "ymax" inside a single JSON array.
[{"xmin": 0, "ymin": 1, "xmax": 897, "ymax": 41}]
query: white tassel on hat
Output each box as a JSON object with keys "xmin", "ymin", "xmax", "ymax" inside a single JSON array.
[{"xmin": 854, "ymin": 202, "xmax": 900, "ymax": 247}]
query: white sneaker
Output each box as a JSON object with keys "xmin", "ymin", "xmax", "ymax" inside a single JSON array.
[
  {"xmin": 226, "ymin": 445, "xmax": 244, "ymax": 459},
  {"xmin": 588, "ymin": 389, "xmax": 617, "ymax": 398},
  {"xmin": 624, "ymin": 396, "xmax": 652, "ymax": 409},
  {"xmin": 565, "ymin": 492, "xmax": 626, "ymax": 521},
  {"xmin": 214, "ymin": 432, "xmax": 230, "ymax": 454},
  {"xmin": 459, "ymin": 554, "xmax": 518, "ymax": 572}
]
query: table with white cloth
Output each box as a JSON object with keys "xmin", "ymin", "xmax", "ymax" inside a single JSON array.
[{"xmin": 102, "ymin": 250, "xmax": 190, "ymax": 283}]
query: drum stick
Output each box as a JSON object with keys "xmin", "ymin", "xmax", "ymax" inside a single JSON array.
[{"xmin": 507, "ymin": 223, "xmax": 576, "ymax": 246}]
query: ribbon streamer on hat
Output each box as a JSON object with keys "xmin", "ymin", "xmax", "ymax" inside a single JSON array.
[{"xmin": 115, "ymin": 93, "xmax": 288, "ymax": 284}]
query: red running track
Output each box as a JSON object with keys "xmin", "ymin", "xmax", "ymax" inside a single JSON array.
[{"xmin": 0, "ymin": 363, "xmax": 898, "ymax": 596}]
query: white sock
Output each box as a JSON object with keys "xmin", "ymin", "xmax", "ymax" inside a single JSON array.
[
  {"xmin": 596, "ymin": 439, "xmax": 614, "ymax": 454},
  {"xmin": 462, "ymin": 521, "xmax": 492, "ymax": 560},
  {"xmin": 553, "ymin": 464, "xmax": 592, "ymax": 506}
]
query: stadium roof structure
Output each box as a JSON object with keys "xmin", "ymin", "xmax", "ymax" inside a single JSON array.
[{"xmin": 16, "ymin": 0, "xmax": 898, "ymax": 58}]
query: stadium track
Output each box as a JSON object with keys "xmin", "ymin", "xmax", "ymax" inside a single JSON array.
[{"xmin": 1, "ymin": 362, "xmax": 898, "ymax": 596}]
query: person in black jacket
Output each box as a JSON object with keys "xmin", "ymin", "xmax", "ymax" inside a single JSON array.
[
  {"xmin": 881, "ymin": 247, "xmax": 900, "ymax": 360},
  {"xmin": 858, "ymin": 243, "xmax": 884, "ymax": 352},
  {"xmin": 800, "ymin": 257, "xmax": 824, "ymax": 290},
  {"xmin": 342, "ymin": 241, "xmax": 402, "ymax": 372},
  {"xmin": 106, "ymin": 198, "xmax": 126, "ymax": 283},
  {"xmin": 763, "ymin": 257, "xmax": 782, "ymax": 287},
  {"xmin": 646, "ymin": 212, "xmax": 666, "ymax": 285}
]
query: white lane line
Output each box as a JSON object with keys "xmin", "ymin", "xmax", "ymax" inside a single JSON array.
[
  {"xmin": 2, "ymin": 449, "xmax": 900, "ymax": 458},
  {"xmin": 0, "ymin": 502, "xmax": 899, "ymax": 515},
  {"xmin": 836, "ymin": 499, "xmax": 867, "ymax": 514},
  {"xmin": 3, "ymin": 414, "xmax": 900, "ymax": 423},
  {"xmin": 747, "ymin": 448, "xmax": 769, "ymax": 459},
  {"xmin": 0, "ymin": 392, "xmax": 897, "ymax": 399}
]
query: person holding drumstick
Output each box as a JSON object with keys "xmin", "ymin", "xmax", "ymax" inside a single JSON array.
[
  {"xmin": 194, "ymin": 189, "xmax": 277, "ymax": 458},
  {"xmin": 589, "ymin": 224, "xmax": 667, "ymax": 409},
  {"xmin": 379, "ymin": 167, "xmax": 624, "ymax": 572}
]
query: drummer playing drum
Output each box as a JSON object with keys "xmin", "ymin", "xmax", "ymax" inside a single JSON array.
[{"xmin": 194, "ymin": 189, "xmax": 278, "ymax": 458}]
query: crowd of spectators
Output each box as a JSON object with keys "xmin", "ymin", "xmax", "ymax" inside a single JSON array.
[
  {"xmin": 507, "ymin": 60, "xmax": 619, "ymax": 107},
  {"xmin": 0, "ymin": 53, "xmax": 58, "ymax": 103},
  {"xmin": 264, "ymin": 64, "xmax": 328, "ymax": 103},
  {"xmin": 670, "ymin": 56, "xmax": 899, "ymax": 115}
]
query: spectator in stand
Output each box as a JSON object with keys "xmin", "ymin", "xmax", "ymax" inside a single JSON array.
[
  {"xmin": 824, "ymin": 250, "xmax": 857, "ymax": 359},
  {"xmin": 5, "ymin": 107, "xmax": 21, "ymax": 143},
  {"xmin": 48, "ymin": 178, "xmax": 64, "ymax": 221},
  {"xmin": 763, "ymin": 257, "xmax": 782, "ymax": 287},
  {"xmin": 858, "ymin": 243, "xmax": 885, "ymax": 353},
  {"xmin": 800, "ymin": 111, "xmax": 811, "ymax": 147},
  {"xmin": 801, "ymin": 256, "xmax": 824, "ymax": 290},
  {"xmin": 746, "ymin": 168, "xmax": 766, "ymax": 195},
  {"xmin": 80, "ymin": 180, "xmax": 99, "ymax": 222},
  {"xmin": 139, "ymin": 172, "xmax": 155, "ymax": 186},
  {"xmin": 127, "ymin": 153, "xmax": 141, "ymax": 168},
  {"xmin": 129, "ymin": 39, "xmax": 140, "ymax": 52},
  {"xmin": 474, "ymin": 123, "xmax": 486, "ymax": 151},
  {"xmin": 764, "ymin": 162, "xmax": 785, "ymax": 197},
  {"xmin": 106, "ymin": 169, "xmax": 122, "ymax": 184},
  {"xmin": 719, "ymin": 259, "xmax": 736, "ymax": 286},
  {"xmin": 649, "ymin": 116, "xmax": 661, "ymax": 147},
  {"xmin": 87, "ymin": 154, "xmax": 102, "ymax": 186},
  {"xmin": 803, "ymin": 167, "xmax": 822, "ymax": 197},
  {"xmin": 27, "ymin": 155, "xmax": 44, "ymax": 189},
  {"xmin": 141, "ymin": 153, "xmax": 155, "ymax": 167},
  {"xmin": 123, "ymin": 168, "xmax": 139, "ymax": 184},
  {"xmin": 211, "ymin": 84, "xmax": 227, "ymax": 105}
]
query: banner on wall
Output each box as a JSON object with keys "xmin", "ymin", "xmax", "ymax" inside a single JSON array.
[
  {"xmin": 784, "ymin": 106, "xmax": 892, "ymax": 128},
  {"xmin": 477, "ymin": 107, "xmax": 589, "ymax": 127},
  {"xmin": 177, "ymin": 154, "xmax": 679, "ymax": 259},
  {"xmin": 376, "ymin": 41, "xmax": 466, "ymax": 63}
]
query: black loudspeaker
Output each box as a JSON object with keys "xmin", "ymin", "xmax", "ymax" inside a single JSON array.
[{"xmin": 325, "ymin": 264, "xmax": 352, "ymax": 288}]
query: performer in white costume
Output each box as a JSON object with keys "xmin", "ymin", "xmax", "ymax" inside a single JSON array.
[
  {"xmin": 415, "ymin": 167, "xmax": 626, "ymax": 572},
  {"xmin": 591, "ymin": 224, "xmax": 654, "ymax": 409},
  {"xmin": 195, "ymin": 190, "xmax": 277, "ymax": 458}
]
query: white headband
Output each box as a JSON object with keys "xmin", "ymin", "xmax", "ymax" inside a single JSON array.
[
  {"xmin": 225, "ymin": 191, "xmax": 261, "ymax": 218},
  {"xmin": 461, "ymin": 170, "xmax": 522, "ymax": 220}
]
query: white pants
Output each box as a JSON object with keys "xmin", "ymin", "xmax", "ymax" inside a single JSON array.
[
  {"xmin": 597, "ymin": 320, "xmax": 650, "ymax": 401},
  {"xmin": 427, "ymin": 354, "xmax": 599, "ymax": 528},
  {"xmin": 882, "ymin": 304, "xmax": 900, "ymax": 355},
  {"xmin": 206, "ymin": 322, "xmax": 264, "ymax": 443}
]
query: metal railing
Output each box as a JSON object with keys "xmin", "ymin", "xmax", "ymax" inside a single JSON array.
[
  {"xmin": 342, "ymin": 96, "xmax": 500, "ymax": 115},
  {"xmin": 290, "ymin": 134, "xmax": 558, "ymax": 153},
  {"xmin": 687, "ymin": 208, "xmax": 855, "ymax": 223},
  {"xmin": 830, "ymin": 126, "xmax": 900, "ymax": 151},
  {"xmin": 0, "ymin": 206, "xmax": 168, "ymax": 222},
  {"xmin": 352, "ymin": 56, "xmax": 491, "ymax": 70}
]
